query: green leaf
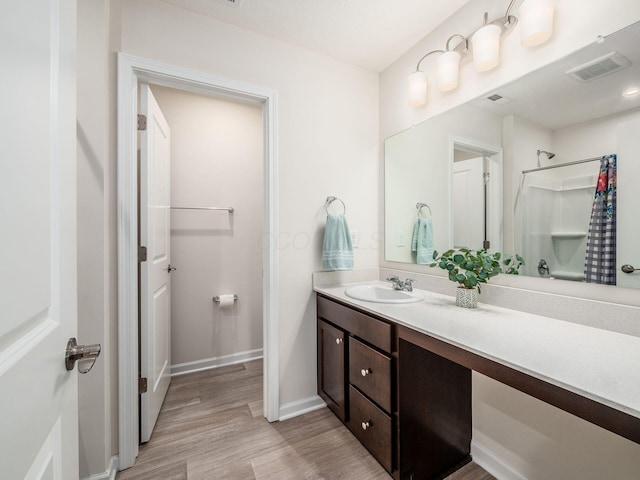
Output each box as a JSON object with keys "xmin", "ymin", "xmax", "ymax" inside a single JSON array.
[
  {"xmin": 446, "ymin": 263, "xmax": 455, "ymax": 271},
  {"xmin": 448, "ymin": 271, "xmax": 458, "ymax": 282},
  {"xmin": 439, "ymin": 261, "xmax": 447, "ymax": 269},
  {"xmin": 453, "ymin": 254, "xmax": 464, "ymax": 264},
  {"xmin": 493, "ymin": 252, "xmax": 502, "ymax": 261},
  {"xmin": 466, "ymin": 273, "xmax": 478, "ymax": 286},
  {"xmin": 432, "ymin": 250, "xmax": 439, "ymax": 260},
  {"xmin": 443, "ymin": 249, "xmax": 455, "ymax": 257},
  {"xmin": 456, "ymin": 273, "xmax": 466, "ymax": 282},
  {"xmin": 429, "ymin": 263, "xmax": 437, "ymax": 267}
]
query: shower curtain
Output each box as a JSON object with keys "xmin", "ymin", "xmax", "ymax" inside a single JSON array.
[{"xmin": 584, "ymin": 154, "xmax": 617, "ymax": 285}]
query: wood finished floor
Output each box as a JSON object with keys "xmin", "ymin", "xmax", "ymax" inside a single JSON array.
[{"xmin": 117, "ymin": 360, "xmax": 495, "ymax": 480}]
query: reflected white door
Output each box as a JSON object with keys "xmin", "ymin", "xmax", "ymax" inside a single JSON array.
[
  {"xmin": 140, "ymin": 84, "xmax": 172, "ymax": 442},
  {"xmin": 616, "ymin": 117, "xmax": 640, "ymax": 288},
  {"xmin": 0, "ymin": 1, "xmax": 79, "ymax": 479},
  {"xmin": 453, "ymin": 157, "xmax": 485, "ymax": 249}
]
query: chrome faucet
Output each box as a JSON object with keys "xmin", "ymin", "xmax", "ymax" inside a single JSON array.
[
  {"xmin": 537, "ymin": 259, "xmax": 550, "ymax": 276},
  {"xmin": 386, "ymin": 275, "xmax": 416, "ymax": 292}
]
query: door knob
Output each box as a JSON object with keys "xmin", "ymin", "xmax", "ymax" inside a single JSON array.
[
  {"xmin": 621, "ymin": 264, "xmax": 639, "ymax": 273},
  {"xmin": 361, "ymin": 421, "xmax": 372, "ymax": 431},
  {"xmin": 335, "ymin": 338, "xmax": 343, "ymax": 345},
  {"xmin": 65, "ymin": 338, "xmax": 101, "ymax": 373},
  {"xmin": 361, "ymin": 368, "xmax": 372, "ymax": 377},
  {"xmin": 167, "ymin": 264, "xmax": 177, "ymax": 273}
]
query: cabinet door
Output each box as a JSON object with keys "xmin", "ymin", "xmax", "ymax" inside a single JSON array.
[{"xmin": 318, "ymin": 319, "xmax": 347, "ymax": 421}]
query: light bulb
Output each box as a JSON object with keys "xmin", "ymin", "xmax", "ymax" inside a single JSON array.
[
  {"xmin": 471, "ymin": 24, "xmax": 502, "ymax": 72},
  {"xmin": 520, "ymin": 0, "xmax": 554, "ymax": 47},
  {"xmin": 408, "ymin": 71, "xmax": 428, "ymax": 106},
  {"xmin": 437, "ymin": 51, "xmax": 461, "ymax": 92}
]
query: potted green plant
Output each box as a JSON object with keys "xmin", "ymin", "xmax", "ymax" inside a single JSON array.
[{"xmin": 430, "ymin": 249, "xmax": 524, "ymax": 308}]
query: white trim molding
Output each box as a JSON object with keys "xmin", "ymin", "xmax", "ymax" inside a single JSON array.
[
  {"xmin": 278, "ymin": 395, "xmax": 327, "ymax": 422},
  {"xmin": 117, "ymin": 53, "xmax": 279, "ymax": 470},
  {"xmin": 171, "ymin": 349, "xmax": 263, "ymax": 376},
  {"xmin": 81, "ymin": 456, "xmax": 119, "ymax": 480},
  {"xmin": 471, "ymin": 440, "xmax": 531, "ymax": 480}
]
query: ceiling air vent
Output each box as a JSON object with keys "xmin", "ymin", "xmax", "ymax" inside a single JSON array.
[
  {"xmin": 566, "ymin": 52, "xmax": 631, "ymax": 82},
  {"xmin": 485, "ymin": 93, "xmax": 511, "ymax": 105}
]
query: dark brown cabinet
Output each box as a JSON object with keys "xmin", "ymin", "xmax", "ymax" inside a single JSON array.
[
  {"xmin": 317, "ymin": 295, "xmax": 395, "ymax": 474},
  {"xmin": 317, "ymin": 294, "xmax": 472, "ymax": 480},
  {"xmin": 317, "ymin": 319, "xmax": 347, "ymax": 421}
]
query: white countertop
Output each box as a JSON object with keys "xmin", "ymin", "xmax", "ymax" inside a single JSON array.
[{"xmin": 314, "ymin": 281, "xmax": 640, "ymax": 419}]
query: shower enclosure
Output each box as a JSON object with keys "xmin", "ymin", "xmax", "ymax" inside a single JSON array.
[{"xmin": 520, "ymin": 157, "xmax": 599, "ymax": 281}]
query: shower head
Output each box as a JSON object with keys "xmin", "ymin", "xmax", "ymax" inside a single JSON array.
[{"xmin": 537, "ymin": 149, "xmax": 556, "ymax": 159}]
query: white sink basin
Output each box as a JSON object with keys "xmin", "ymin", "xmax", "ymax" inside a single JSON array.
[{"xmin": 344, "ymin": 284, "xmax": 424, "ymax": 304}]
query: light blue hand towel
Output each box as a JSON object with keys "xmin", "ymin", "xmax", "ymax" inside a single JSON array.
[
  {"xmin": 322, "ymin": 214, "xmax": 354, "ymax": 271},
  {"xmin": 411, "ymin": 217, "xmax": 435, "ymax": 264}
]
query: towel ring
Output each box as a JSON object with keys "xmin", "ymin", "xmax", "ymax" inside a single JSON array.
[
  {"xmin": 416, "ymin": 202, "xmax": 432, "ymax": 218},
  {"xmin": 325, "ymin": 196, "xmax": 346, "ymax": 215}
]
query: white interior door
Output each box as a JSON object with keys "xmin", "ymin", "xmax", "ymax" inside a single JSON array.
[
  {"xmin": 452, "ymin": 157, "xmax": 485, "ymax": 249},
  {"xmin": 0, "ymin": 1, "xmax": 79, "ymax": 479},
  {"xmin": 616, "ymin": 117, "xmax": 640, "ymax": 288},
  {"xmin": 140, "ymin": 84, "xmax": 172, "ymax": 442}
]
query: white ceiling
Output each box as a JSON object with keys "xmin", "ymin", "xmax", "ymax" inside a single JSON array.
[{"xmin": 160, "ymin": 0, "xmax": 471, "ymax": 72}]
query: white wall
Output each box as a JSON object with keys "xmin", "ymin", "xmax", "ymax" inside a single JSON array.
[
  {"xmin": 552, "ymin": 107, "xmax": 640, "ymax": 173},
  {"xmin": 77, "ymin": 0, "xmax": 119, "ymax": 477},
  {"xmin": 149, "ymin": 85, "xmax": 264, "ymax": 368},
  {"xmin": 119, "ymin": 0, "xmax": 379, "ymax": 412},
  {"xmin": 380, "ymin": 1, "xmax": 640, "ymax": 478}
]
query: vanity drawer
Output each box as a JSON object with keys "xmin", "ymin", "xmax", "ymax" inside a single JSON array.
[
  {"xmin": 349, "ymin": 337, "xmax": 392, "ymax": 412},
  {"xmin": 317, "ymin": 296, "xmax": 392, "ymax": 352},
  {"xmin": 348, "ymin": 385, "xmax": 393, "ymax": 473}
]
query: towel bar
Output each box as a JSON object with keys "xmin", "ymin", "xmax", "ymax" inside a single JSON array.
[
  {"xmin": 416, "ymin": 202, "xmax": 432, "ymax": 217},
  {"xmin": 171, "ymin": 206, "xmax": 234, "ymax": 213},
  {"xmin": 325, "ymin": 196, "xmax": 346, "ymax": 215}
]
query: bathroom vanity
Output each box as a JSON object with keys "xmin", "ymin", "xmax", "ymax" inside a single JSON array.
[{"xmin": 315, "ymin": 282, "xmax": 640, "ymax": 479}]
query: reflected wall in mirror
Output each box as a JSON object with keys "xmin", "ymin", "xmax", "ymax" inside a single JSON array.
[{"xmin": 385, "ymin": 21, "xmax": 640, "ymax": 288}]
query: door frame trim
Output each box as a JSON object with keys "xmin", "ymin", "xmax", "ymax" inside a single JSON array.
[{"xmin": 116, "ymin": 53, "xmax": 279, "ymax": 469}]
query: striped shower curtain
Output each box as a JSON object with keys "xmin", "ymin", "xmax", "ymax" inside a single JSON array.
[{"xmin": 584, "ymin": 154, "xmax": 617, "ymax": 285}]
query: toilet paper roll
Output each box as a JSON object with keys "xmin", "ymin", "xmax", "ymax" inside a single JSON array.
[{"xmin": 217, "ymin": 294, "xmax": 236, "ymax": 308}]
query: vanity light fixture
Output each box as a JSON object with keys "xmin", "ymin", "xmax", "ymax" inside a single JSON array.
[
  {"xmin": 622, "ymin": 87, "xmax": 640, "ymax": 97},
  {"xmin": 408, "ymin": 0, "xmax": 555, "ymax": 106}
]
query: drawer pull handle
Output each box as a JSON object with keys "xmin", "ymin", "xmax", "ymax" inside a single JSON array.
[
  {"xmin": 361, "ymin": 368, "xmax": 372, "ymax": 377},
  {"xmin": 361, "ymin": 420, "xmax": 372, "ymax": 431},
  {"xmin": 335, "ymin": 338, "xmax": 343, "ymax": 345}
]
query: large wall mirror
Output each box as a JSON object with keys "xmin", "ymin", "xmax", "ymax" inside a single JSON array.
[{"xmin": 385, "ymin": 20, "xmax": 640, "ymax": 289}]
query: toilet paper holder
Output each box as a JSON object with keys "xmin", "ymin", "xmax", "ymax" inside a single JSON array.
[{"xmin": 213, "ymin": 294, "xmax": 238, "ymax": 303}]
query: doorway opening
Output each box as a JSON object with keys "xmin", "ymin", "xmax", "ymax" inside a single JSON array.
[
  {"xmin": 118, "ymin": 53, "xmax": 279, "ymax": 470},
  {"xmin": 137, "ymin": 83, "xmax": 267, "ymax": 443},
  {"xmin": 450, "ymin": 137, "xmax": 503, "ymax": 253}
]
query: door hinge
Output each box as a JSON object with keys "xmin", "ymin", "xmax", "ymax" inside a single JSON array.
[
  {"xmin": 139, "ymin": 246, "xmax": 147, "ymax": 263},
  {"xmin": 137, "ymin": 114, "xmax": 147, "ymax": 131},
  {"xmin": 139, "ymin": 377, "xmax": 148, "ymax": 394},
  {"xmin": 483, "ymin": 240, "xmax": 491, "ymax": 249}
]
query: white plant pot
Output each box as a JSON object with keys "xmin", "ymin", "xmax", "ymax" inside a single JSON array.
[{"xmin": 456, "ymin": 287, "xmax": 478, "ymax": 308}]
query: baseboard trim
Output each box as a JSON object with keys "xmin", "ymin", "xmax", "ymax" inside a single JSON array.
[
  {"xmin": 171, "ymin": 349, "xmax": 263, "ymax": 376},
  {"xmin": 471, "ymin": 440, "xmax": 530, "ymax": 480},
  {"xmin": 278, "ymin": 395, "xmax": 326, "ymax": 421},
  {"xmin": 81, "ymin": 455, "xmax": 119, "ymax": 480}
]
